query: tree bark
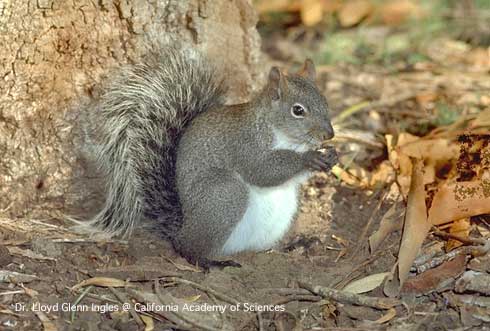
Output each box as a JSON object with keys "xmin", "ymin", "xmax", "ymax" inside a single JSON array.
[{"xmin": 0, "ymin": 0, "xmax": 264, "ymax": 218}]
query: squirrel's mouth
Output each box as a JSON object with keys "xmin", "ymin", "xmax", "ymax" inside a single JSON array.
[{"xmin": 298, "ymin": 134, "xmax": 323, "ymax": 150}]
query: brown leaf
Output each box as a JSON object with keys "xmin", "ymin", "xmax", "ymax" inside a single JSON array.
[
  {"xmin": 301, "ymin": 0, "xmax": 324, "ymax": 26},
  {"xmin": 471, "ymin": 109, "xmax": 490, "ymax": 128},
  {"xmin": 374, "ymin": 308, "xmax": 397, "ymax": 324},
  {"xmin": 402, "ymin": 254, "xmax": 466, "ymax": 295},
  {"xmin": 34, "ymin": 308, "xmax": 57, "ymax": 331},
  {"xmin": 428, "ymin": 179, "xmax": 490, "ymax": 225},
  {"xmin": 71, "ymin": 277, "xmax": 127, "ymax": 291},
  {"xmin": 344, "ymin": 272, "xmax": 390, "ymax": 294},
  {"xmin": 446, "ymin": 218, "xmax": 471, "ymax": 251},
  {"xmin": 338, "ymin": 0, "xmax": 373, "ymax": 27},
  {"xmin": 415, "ymin": 91, "xmax": 438, "ymax": 107},
  {"xmin": 255, "ymin": 0, "xmax": 301, "ymax": 14},
  {"xmin": 398, "ymin": 158, "xmax": 430, "ymax": 287},
  {"xmin": 369, "ymin": 201, "xmax": 405, "ymax": 252},
  {"xmin": 380, "ymin": 0, "xmax": 419, "ymax": 26},
  {"xmin": 386, "ymin": 133, "xmax": 418, "ymax": 196},
  {"xmin": 320, "ymin": 0, "xmax": 343, "ymax": 14}
]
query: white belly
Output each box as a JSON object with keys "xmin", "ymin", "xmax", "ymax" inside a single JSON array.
[{"xmin": 221, "ymin": 172, "xmax": 311, "ymax": 255}]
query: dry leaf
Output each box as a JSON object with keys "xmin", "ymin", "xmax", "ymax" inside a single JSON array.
[
  {"xmin": 386, "ymin": 133, "xmax": 418, "ymax": 196},
  {"xmin": 321, "ymin": 0, "xmax": 343, "ymax": 14},
  {"xmin": 401, "ymin": 254, "xmax": 466, "ymax": 295},
  {"xmin": 141, "ymin": 315, "xmax": 154, "ymax": 331},
  {"xmin": 398, "ymin": 159, "xmax": 430, "ymax": 287},
  {"xmin": 71, "ymin": 277, "xmax": 127, "ymax": 291},
  {"xmin": 301, "ymin": 0, "xmax": 324, "ymax": 26},
  {"xmin": 455, "ymin": 271, "xmax": 490, "ymax": 295},
  {"xmin": 380, "ymin": 0, "xmax": 419, "ymax": 26},
  {"xmin": 7, "ymin": 246, "xmax": 56, "ymax": 261},
  {"xmin": 344, "ymin": 272, "xmax": 390, "ymax": 294},
  {"xmin": 255, "ymin": 0, "xmax": 301, "ymax": 14},
  {"xmin": 374, "ymin": 308, "xmax": 397, "ymax": 324},
  {"xmin": 183, "ymin": 294, "xmax": 202, "ymax": 302},
  {"xmin": 446, "ymin": 218, "xmax": 471, "ymax": 251},
  {"xmin": 0, "ymin": 270, "xmax": 38, "ymax": 283},
  {"xmin": 398, "ymin": 137, "xmax": 459, "ymax": 185},
  {"xmin": 428, "ymin": 180, "xmax": 490, "ymax": 225},
  {"xmin": 338, "ymin": 0, "xmax": 373, "ymax": 27},
  {"xmin": 369, "ymin": 201, "xmax": 405, "ymax": 252},
  {"xmin": 415, "ymin": 91, "xmax": 438, "ymax": 107},
  {"xmin": 34, "ymin": 307, "xmax": 57, "ymax": 331},
  {"xmin": 333, "ymin": 161, "xmax": 395, "ymax": 189},
  {"xmin": 471, "ymin": 109, "xmax": 490, "ymax": 128},
  {"xmin": 389, "ymin": 133, "xmax": 459, "ymax": 196}
]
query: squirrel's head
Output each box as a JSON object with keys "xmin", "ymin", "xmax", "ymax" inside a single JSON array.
[{"xmin": 264, "ymin": 60, "xmax": 334, "ymax": 149}]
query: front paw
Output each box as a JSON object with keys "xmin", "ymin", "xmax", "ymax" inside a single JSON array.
[{"xmin": 304, "ymin": 148, "xmax": 338, "ymax": 172}]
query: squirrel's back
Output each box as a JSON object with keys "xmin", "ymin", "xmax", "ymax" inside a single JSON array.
[{"xmin": 79, "ymin": 45, "xmax": 227, "ymax": 237}]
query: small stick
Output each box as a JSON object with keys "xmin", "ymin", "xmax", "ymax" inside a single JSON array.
[
  {"xmin": 298, "ymin": 281, "xmax": 401, "ymax": 310},
  {"xmin": 349, "ymin": 189, "xmax": 387, "ymax": 259},
  {"xmin": 70, "ymin": 285, "xmax": 94, "ymax": 322},
  {"xmin": 432, "ymin": 227, "xmax": 486, "ymax": 246},
  {"xmin": 262, "ymin": 288, "xmax": 311, "ymax": 296},
  {"xmin": 257, "ymin": 311, "xmax": 264, "ymax": 331},
  {"xmin": 154, "ymin": 280, "xmax": 222, "ymax": 331},
  {"xmin": 334, "ymin": 242, "xmax": 398, "ymax": 289},
  {"xmin": 162, "ymin": 276, "xmax": 240, "ymax": 305},
  {"xmin": 109, "ymin": 287, "xmax": 144, "ymax": 329},
  {"xmin": 272, "ymin": 295, "xmax": 321, "ymax": 305}
]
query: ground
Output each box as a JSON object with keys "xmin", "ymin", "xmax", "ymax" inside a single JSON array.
[
  {"xmin": 2, "ymin": 5, "xmax": 490, "ymax": 329},
  {"xmin": 2, "ymin": 177, "xmax": 405, "ymax": 330}
]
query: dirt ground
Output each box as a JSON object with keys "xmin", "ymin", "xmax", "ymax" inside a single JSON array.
[
  {"xmin": 2, "ymin": 22, "xmax": 490, "ymax": 331},
  {"xmin": 1, "ymin": 174, "xmax": 407, "ymax": 331}
]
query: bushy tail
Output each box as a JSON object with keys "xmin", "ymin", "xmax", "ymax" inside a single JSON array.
[{"xmin": 79, "ymin": 46, "xmax": 226, "ymax": 237}]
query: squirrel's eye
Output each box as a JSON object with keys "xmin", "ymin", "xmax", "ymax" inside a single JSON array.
[{"xmin": 291, "ymin": 103, "xmax": 306, "ymax": 118}]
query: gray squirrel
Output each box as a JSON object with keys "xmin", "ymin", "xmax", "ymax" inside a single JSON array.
[{"xmin": 79, "ymin": 45, "xmax": 337, "ymax": 266}]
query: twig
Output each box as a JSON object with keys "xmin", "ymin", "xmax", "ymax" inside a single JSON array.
[
  {"xmin": 162, "ymin": 276, "xmax": 240, "ymax": 305},
  {"xmin": 333, "ymin": 243, "xmax": 396, "ymax": 289},
  {"xmin": 208, "ymin": 293, "xmax": 225, "ymax": 330},
  {"xmin": 28, "ymin": 219, "xmax": 64, "ymax": 229},
  {"xmin": 262, "ymin": 288, "xmax": 312, "ymax": 296},
  {"xmin": 68, "ymin": 286, "xmax": 119, "ymax": 304},
  {"xmin": 153, "ymin": 280, "xmax": 222, "ymax": 331},
  {"xmin": 109, "ymin": 286, "xmax": 144, "ymax": 329},
  {"xmin": 333, "ymin": 92, "xmax": 419, "ymax": 125},
  {"xmin": 70, "ymin": 285, "xmax": 94, "ymax": 322},
  {"xmin": 432, "ymin": 228, "xmax": 486, "ymax": 246},
  {"xmin": 257, "ymin": 311, "xmax": 264, "ymax": 331},
  {"xmin": 298, "ymin": 281, "xmax": 401, "ymax": 310},
  {"xmin": 349, "ymin": 189, "xmax": 387, "ymax": 259},
  {"xmin": 272, "ymin": 295, "xmax": 321, "ymax": 305},
  {"xmin": 0, "ymin": 202, "xmax": 13, "ymax": 213},
  {"xmin": 333, "ymin": 131, "xmax": 385, "ymax": 149},
  {"xmin": 0, "ymin": 290, "xmax": 25, "ymax": 296}
]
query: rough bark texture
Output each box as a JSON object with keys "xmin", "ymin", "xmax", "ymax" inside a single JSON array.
[{"xmin": 0, "ymin": 0, "xmax": 264, "ymax": 218}]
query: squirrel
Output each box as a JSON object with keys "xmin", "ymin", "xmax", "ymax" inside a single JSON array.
[{"xmin": 78, "ymin": 45, "xmax": 337, "ymax": 267}]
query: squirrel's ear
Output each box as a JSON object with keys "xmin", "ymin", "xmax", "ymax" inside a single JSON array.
[
  {"xmin": 268, "ymin": 66, "xmax": 285, "ymax": 101},
  {"xmin": 298, "ymin": 58, "xmax": 316, "ymax": 82}
]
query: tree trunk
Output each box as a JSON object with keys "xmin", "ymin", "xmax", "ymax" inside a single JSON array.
[{"xmin": 0, "ymin": 0, "xmax": 264, "ymax": 218}]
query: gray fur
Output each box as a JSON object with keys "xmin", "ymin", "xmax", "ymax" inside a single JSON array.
[
  {"xmin": 80, "ymin": 46, "xmax": 226, "ymax": 237},
  {"xmin": 174, "ymin": 66, "xmax": 335, "ymax": 260},
  {"xmin": 81, "ymin": 48, "xmax": 336, "ymax": 262}
]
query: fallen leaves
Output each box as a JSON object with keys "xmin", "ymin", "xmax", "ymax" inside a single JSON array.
[
  {"xmin": 396, "ymin": 159, "xmax": 431, "ymax": 288},
  {"xmin": 256, "ymin": 0, "xmax": 423, "ymax": 27},
  {"xmin": 401, "ymin": 254, "xmax": 467, "ymax": 295},
  {"xmin": 338, "ymin": 0, "xmax": 373, "ymax": 28},
  {"xmin": 428, "ymin": 180, "xmax": 490, "ymax": 225},
  {"xmin": 343, "ymin": 272, "xmax": 390, "ymax": 294},
  {"xmin": 71, "ymin": 277, "xmax": 128, "ymax": 291}
]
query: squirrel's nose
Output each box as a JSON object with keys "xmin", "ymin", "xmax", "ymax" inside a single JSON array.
[{"xmin": 322, "ymin": 123, "xmax": 335, "ymax": 141}]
